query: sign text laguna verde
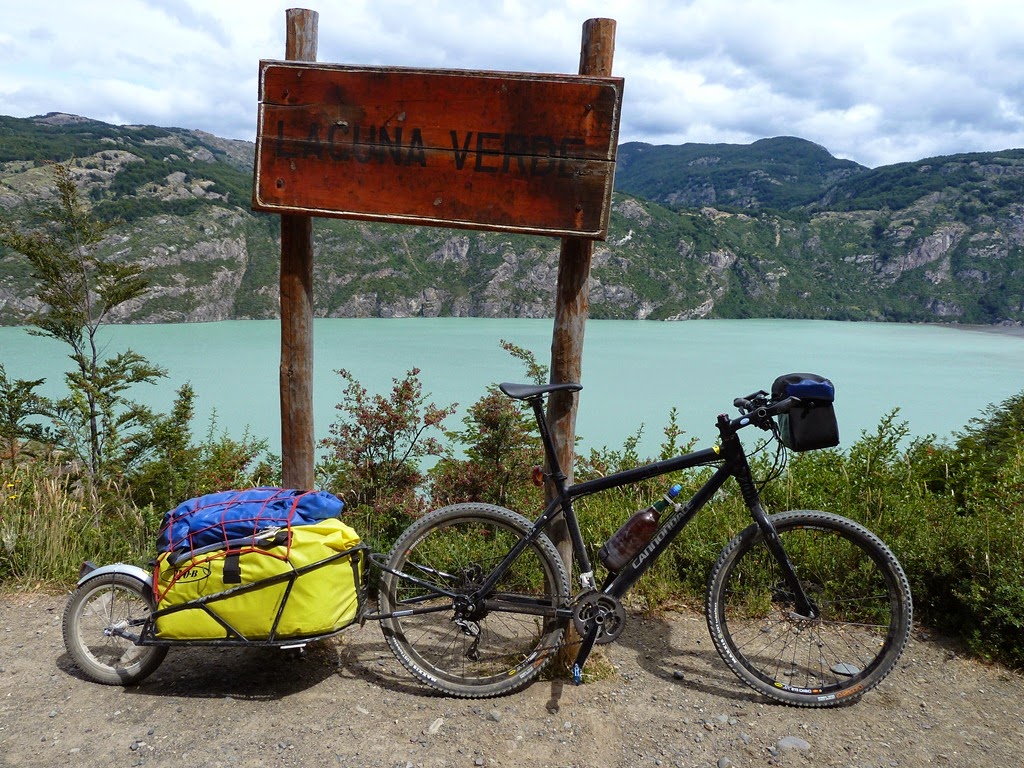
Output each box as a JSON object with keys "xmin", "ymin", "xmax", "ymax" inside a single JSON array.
[{"xmin": 253, "ymin": 62, "xmax": 624, "ymax": 239}]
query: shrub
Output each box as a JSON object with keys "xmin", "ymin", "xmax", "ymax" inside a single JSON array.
[
  {"xmin": 127, "ymin": 383, "xmax": 272, "ymax": 513},
  {"xmin": 2, "ymin": 348, "xmax": 1023, "ymax": 669},
  {"xmin": 0, "ymin": 364, "xmax": 51, "ymax": 468},
  {"xmin": 943, "ymin": 440, "xmax": 1024, "ymax": 663},
  {"xmin": 317, "ymin": 368, "xmax": 455, "ymax": 550},
  {"xmin": 572, "ymin": 415, "xmax": 716, "ymax": 608},
  {"xmin": 428, "ymin": 340, "xmax": 550, "ymax": 513},
  {"xmin": 765, "ymin": 407, "xmax": 1023, "ymax": 667},
  {"xmin": 428, "ymin": 385, "xmax": 545, "ymax": 511}
]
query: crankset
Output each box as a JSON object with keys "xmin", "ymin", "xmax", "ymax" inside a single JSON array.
[{"xmin": 572, "ymin": 591, "xmax": 626, "ymax": 645}]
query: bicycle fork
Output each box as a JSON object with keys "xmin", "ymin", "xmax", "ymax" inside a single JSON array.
[
  {"xmin": 757, "ymin": 506, "xmax": 819, "ymax": 617},
  {"xmin": 735, "ymin": 469, "xmax": 818, "ymax": 620}
]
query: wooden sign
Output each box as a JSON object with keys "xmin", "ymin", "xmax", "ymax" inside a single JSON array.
[{"xmin": 252, "ymin": 61, "xmax": 624, "ymax": 239}]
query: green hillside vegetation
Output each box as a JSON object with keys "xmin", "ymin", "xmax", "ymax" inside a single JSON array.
[
  {"xmin": 824, "ymin": 150, "xmax": 1024, "ymax": 213},
  {"xmin": 2, "ymin": 113, "xmax": 1023, "ymax": 327},
  {"xmin": 1, "ymin": 139, "xmax": 1022, "ymax": 668},
  {"xmin": 0, "ymin": 114, "xmax": 251, "ymax": 171},
  {"xmin": 0, "ymin": 114, "xmax": 253, "ymax": 223},
  {"xmin": 615, "ymin": 136, "xmax": 865, "ymax": 210}
]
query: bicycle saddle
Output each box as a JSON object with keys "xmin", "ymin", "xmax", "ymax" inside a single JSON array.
[{"xmin": 499, "ymin": 381, "xmax": 583, "ymax": 400}]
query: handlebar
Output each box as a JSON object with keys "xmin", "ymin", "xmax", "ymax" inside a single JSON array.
[
  {"xmin": 732, "ymin": 390, "xmax": 801, "ymax": 432},
  {"xmin": 733, "ymin": 390, "xmax": 769, "ymax": 413}
]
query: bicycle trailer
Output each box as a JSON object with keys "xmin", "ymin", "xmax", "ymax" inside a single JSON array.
[{"xmin": 150, "ymin": 487, "xmax": 366, "ymax": 642}]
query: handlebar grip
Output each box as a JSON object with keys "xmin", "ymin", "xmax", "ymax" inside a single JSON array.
[
  {"xmin": 735, "ymin": 390, "xmax": 770, "ymax": 414},
  {"xmin": 766, "ymin": 396, "xmax": 800, "ymax": 416},
  {"xmin": 733, "ymin": 397, "xmax": 753, "ymax": 412}
]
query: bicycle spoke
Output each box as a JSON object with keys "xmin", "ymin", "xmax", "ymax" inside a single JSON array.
[
  {"xmin": 63, "ymin": 574, "xmax": 167, "ymax": 685},
  {"xmin": 708, "ymin": 511, "xmax": 911, "ymax": 706},
  {"xmin": 379, "ymin": 503, "xmax": 569, "ymax": 697}
]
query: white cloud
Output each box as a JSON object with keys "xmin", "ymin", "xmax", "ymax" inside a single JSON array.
[{"xmin": 1, "ymin": 0, "xmax": 1023, "ymax": 167}]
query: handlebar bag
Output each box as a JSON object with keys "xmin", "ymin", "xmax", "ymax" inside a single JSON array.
[{"xmin": 771, "ymin": 373, "xmax": 839, "ymax": 451}]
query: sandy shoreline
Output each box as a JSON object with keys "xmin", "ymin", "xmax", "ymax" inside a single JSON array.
[{"xmin": 942, "ymin": 322, "xmax": 1024, "ymax": 338}]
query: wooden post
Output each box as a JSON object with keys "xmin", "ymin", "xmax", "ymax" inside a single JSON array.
[
  {"xmin": 280, "ymin": 8, "xmax": 318, "ymax": 490},
  {"xmin": 546, "ymin": 18, "xmax": 617, "ymax": 565}
]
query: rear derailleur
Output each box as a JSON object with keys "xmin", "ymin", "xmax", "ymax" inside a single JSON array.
[{"xmin": 452, "ymin": 565, "xmax": 486, "ymax": 660}]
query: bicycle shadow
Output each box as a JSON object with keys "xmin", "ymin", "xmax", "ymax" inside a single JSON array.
[
  {"xmin": 539, "ymin": 609, "xmax": 765, "ymax": 714},
  {"xmin": 614, "ymin": 609, "xmax": 763, "ymax": 704},
  {"xmin": 58, "ymin": 612, "xmax": 761, "ymax": 706},
  {"xmin": 328, "ymin": 622, "xmax": 453, "ymax": 698},
  {"xmin": 56, "ymin": 621, "xmax": 433, "ymax": 700}
]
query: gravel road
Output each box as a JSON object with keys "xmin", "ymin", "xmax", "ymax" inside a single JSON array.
[{"xmin": 1, "ymin": 588, "xmax": 1022, "ymax": 768}]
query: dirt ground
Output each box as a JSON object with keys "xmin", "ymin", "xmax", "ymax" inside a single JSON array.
[{"xmin": 1, "ymin": 587, "xmax": 1022, "ymax": 768}]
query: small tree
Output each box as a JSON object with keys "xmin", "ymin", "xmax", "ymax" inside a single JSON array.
[
  {"xmin": 428, "ymin": 340, "xmax": 548, "ymax": 510},
  {"xmin": 428, "ymin": 384, "xmax": 544, "ymax": 510},
  {"xmin": 318, "ymin": 368, "xmax": 455, "ymax": 544},
  {"xmin": 0, "ymin": 162, "xmax": 165, "ymax": 488},
  {"xmin": 0, "ymin": 364, "xmax": 51, "ymax": 468}
]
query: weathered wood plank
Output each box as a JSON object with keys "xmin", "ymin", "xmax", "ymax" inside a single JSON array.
[
  {"xmin": 546, "ymin": 20, "xmax": 617, "ymax": 602},
  {"xmin": 253, "ymin": 62, "xmax": 623, "ymax": 238},
  {"xmin": 279, "ymin": 9, "xmax": 317, "ymax": 491},
  {"xmin": 258, "ymin": 63, "xmax": 621, "ymax": 157}
]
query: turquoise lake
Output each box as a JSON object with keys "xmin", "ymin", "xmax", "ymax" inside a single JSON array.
[{"xmin": 2, "ymin": 318, "xmax": 1021, "ymax": 456}]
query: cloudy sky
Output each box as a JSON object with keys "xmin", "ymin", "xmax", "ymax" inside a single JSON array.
[{"xmin": 2, "ymin": 0, "xmax": 1023, "ymax": 169}]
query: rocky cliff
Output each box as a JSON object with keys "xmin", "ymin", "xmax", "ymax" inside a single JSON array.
[{"xmin": 2, "ymin": 114, "xmax": 1023, "ymax": 326}]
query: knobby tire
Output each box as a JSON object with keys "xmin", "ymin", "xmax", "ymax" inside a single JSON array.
[
  {"xmin": 706, "ymin": 510, "xmax": 912, "ymax": 707},
  {"xmin": 378, "ymin": 503, "xmax": 570, "ymax": 698}
]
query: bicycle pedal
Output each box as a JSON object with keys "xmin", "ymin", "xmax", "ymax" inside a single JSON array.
[{"xmin": 571, "ymin": 625, "xmax": 599, "ymax": 686}]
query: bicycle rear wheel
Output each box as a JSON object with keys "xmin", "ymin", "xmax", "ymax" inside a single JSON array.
[
  {"xmin": 62, "ymin": 572, "xmax": 167, "ymax": 685},
  {"xmin": 706, "ymin": 510, "xmax": 912, "ymax": 707},
  {"xmin": 378, "ymin": 503, "xmax": 570, "ymax": 698}
]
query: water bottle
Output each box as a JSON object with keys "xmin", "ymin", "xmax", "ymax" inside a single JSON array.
[{"xmin": 598, "ymin": 484, "xmax": 682, "ymax": 572}]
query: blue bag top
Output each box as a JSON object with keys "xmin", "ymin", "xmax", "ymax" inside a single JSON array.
[
  {"xmin": 156, "ymin": 487, "xmax": 345, "ymax": 556},
  {"xmin": 786, "ymin": 378, "xmax": 835, "ymax": 402},
  {"xmin": 772, "ymin": 373, "xmax": 835, "ymax": 403}
]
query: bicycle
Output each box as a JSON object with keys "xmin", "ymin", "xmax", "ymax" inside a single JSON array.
[{"xmin": 375, "ymin": 375, "xmax": 913, "ymax": 707}]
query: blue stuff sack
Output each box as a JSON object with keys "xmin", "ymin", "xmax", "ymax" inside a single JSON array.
[
  {"xmin": 771, "ymin": 373, "xmax": 839, "ymax": 451},
  {"xmin": 156, "ymin": 487, "xmax": 345, "ymax": 559}
]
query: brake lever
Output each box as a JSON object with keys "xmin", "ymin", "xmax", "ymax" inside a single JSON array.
[
  {"xmin": 734, "ymin": 390, "xmax": 769, "ymax": 414},
  {"xmin": 737, "ymin": 392, "xmax": 794, "ymax": 431}
]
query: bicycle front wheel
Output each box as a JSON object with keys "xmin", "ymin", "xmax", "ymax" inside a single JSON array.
[
  {"xmin": 378, "ymin": 503, "xmax": 570, "ymax": 698},
  {"xmin": 706, "ymin": 510, "xmax": 912, "ymax": 707},
  {"xmin": 62, "ymin": 572, "xmax": 167, "ymax": 685}
]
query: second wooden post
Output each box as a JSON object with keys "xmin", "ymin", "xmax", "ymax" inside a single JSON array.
[
  {"xmin": 279, "ymin": 8, "xmax": 318, "ymax": 490},
  {"xmin": 546, "ymin": 18, "xmax": 617, "ymax": 572}
]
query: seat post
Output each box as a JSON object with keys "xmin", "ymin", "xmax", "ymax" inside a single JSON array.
[{"xmin": 527, "ymin": 395, "xmax": 567, "ymax": 488}]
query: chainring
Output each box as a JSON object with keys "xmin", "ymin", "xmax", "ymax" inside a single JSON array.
[{"xmin": 572, "ymin": 591, "xmax": 627, "ymax": 645}]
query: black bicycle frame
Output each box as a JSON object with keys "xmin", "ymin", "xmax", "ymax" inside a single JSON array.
[{"xmin": 472, "ymin": 396, "xmax": 816, "ymax": 621}]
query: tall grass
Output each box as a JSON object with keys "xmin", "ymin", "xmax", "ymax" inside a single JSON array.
[
  {"xmin": 0, "ymin": 460, "xmax": 156, "ymax": 584},
  {"xmin": 2, "ymin": 407, "xmax": 1022, "ymax": 668}
]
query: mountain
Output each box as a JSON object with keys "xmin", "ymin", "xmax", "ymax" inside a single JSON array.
[
  {"xmin": 615, "ymin": 136, "xmax": 866, "ymax": 210},
  {"xmin": 2, "ymin": 112, "xmax": 1023, "ymax": 326}
]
